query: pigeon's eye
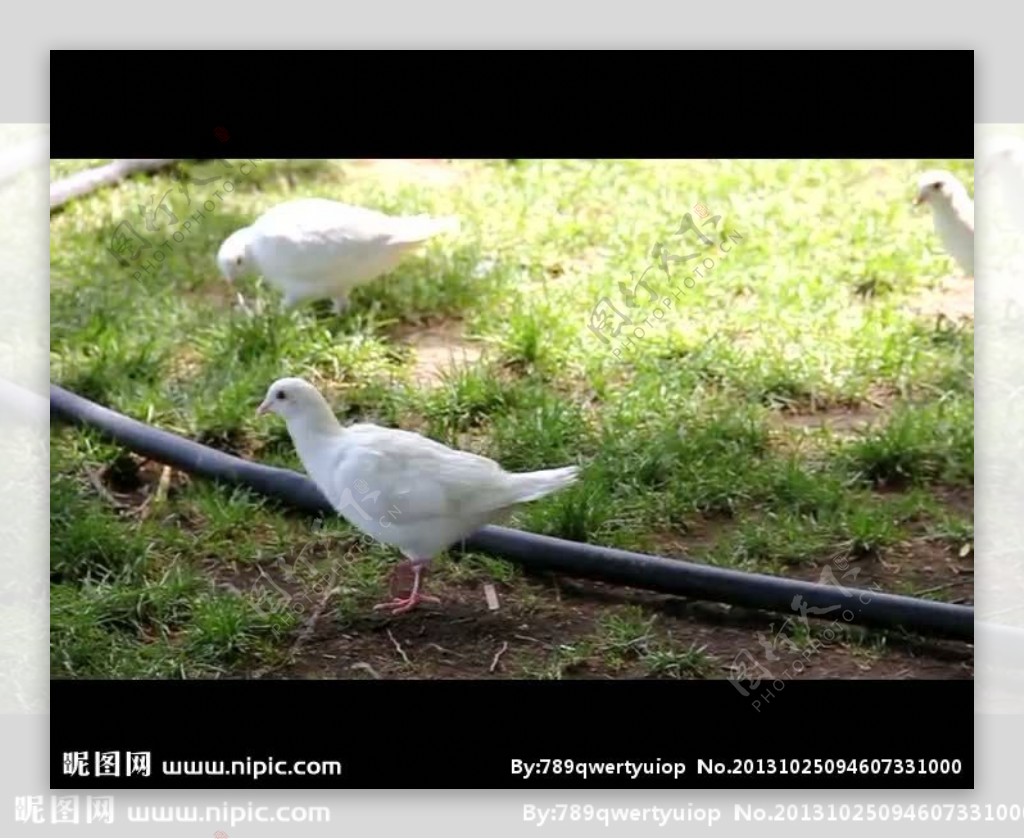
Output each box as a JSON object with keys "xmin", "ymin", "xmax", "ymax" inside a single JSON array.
[
  {"xmin": 236, "ymin": 256, "xmax": 243, "ymax": 265},
  {"xmin": 932, "ymin": 182, "xmax": 942, "ymax": 190},
  {"xmin": 276, "ymin": 390, "xmax": 286, "ymax": 400}
]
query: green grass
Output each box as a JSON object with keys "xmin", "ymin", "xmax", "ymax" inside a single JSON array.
[{"xmin": 49, "ymin": 158, "xmax": 974, "ymax": 678}]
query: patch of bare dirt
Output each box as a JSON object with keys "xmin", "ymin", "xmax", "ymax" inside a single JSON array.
[
  {"xmin": 543, "ymin": 246, "xmax": 612, "ymax": 284},
  {"xmin": 192, "ymin": 451, "xmax": 971, "ymax": 683},
  {"xmin": 648, "ymin": 514, "xmax": 736, "ymax": 558},
  {"xmin": 886, "ymin": 539, "xmax": 973, "ymax": 603},
  {"xmin": 387, "ymin": 317, "xmax": 485, "ymax": 387},
  {"xmin": 190, "ymin": 278, "xmax": 238, "ymax": 304},
  {"xmin": 905, "ymin": 274, "xmax": 975, "ymax": 322},
  {"xmin": 543, "ymin": 577, "xmax": 972, "ymax": 680},
  {"xmin": 764, "ymin": 398, "xmax": 893, "ymax": 457},
  {"xmin": 786, "ymin": 535, "xmax": 973, "ymax": 608},
  {"xmin": 932, "ymin": 485, "xmax": 974, "ymax": 518},
  {"xmin": 342, "ymin": 158, "xmax": 466, "ymax": 187},
  {"xmin": 774, "ymin": 403, "xmax": 886, "ymax": 436},
  {"xmin": 242, "ymin": 541, "xmax": 972, "ymax": 682}
]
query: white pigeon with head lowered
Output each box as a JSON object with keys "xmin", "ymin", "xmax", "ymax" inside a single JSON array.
[
  {"xmin": 913, "ymin": 169, "xmax": 974, "ymax": 277},
  {"xmin": 217, "ymin": 197, "xmax": 459, "ymax": 313},
  {"xmin": 256, "ymin": 376, "xmax": 580, "ymax": 615}
]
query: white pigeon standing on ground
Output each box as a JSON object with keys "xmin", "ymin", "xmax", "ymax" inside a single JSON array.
[
  {"xmin": 913, "ymin": 169, "xmax": 974, "ymax": 277},
  {"xmin": 256, "ymin": 377, "xmax": 580, "ymax": 615},
  {"xmin": 217, "ymin": 198, "xmax": 460, "ymax": 313}
]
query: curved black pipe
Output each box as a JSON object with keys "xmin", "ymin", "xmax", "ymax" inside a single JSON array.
[
  {"xmin": 50, "ymin": 384, "xmax": 974, "ymax": 643},
  {"xmin": 50, "ymin": 159, "xmax": 181, "ymax": 211},
  {"xmin": 51, "ymin": 384, "xmax": 329, "ymax": 516}
]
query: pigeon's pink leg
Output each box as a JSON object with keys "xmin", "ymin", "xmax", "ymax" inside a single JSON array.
[
  {"xmin": 388, "ymin": 559, "xmax": 414, "ymax": 597},
  {"xmin": 374, "ymin": 559, "xmax": 440, "ymax": 615}
]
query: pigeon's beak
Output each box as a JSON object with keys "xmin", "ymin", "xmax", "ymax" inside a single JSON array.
[{"xmin": 256, "ymin": 400, "xmax": 271, "ymax": 417}]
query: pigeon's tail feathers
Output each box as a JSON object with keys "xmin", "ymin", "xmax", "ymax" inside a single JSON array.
[
  {"xmin": 507, "ymin": 465, "xmax": 580, "ymax": 503},
  {"xmin": 390, "ymin": 214, "xmax": 460, "ymax": 245}
]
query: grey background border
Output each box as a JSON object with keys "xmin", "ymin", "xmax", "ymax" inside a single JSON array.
[{"xmin": 5, "ymin": 13, "xmax": 1012, "ymax": 838}]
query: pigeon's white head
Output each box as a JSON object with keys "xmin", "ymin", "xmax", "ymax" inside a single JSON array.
[
  {"xmin": 217, "ymin": 227, "xmax": 254, "ymax": 282},
  {"xmin": 913, "ymin": 169, "xmax": 969, "ymax": 210},
  {"xmin": 256, "ymin": 377, "xmax": 331, "ymax": 423}
]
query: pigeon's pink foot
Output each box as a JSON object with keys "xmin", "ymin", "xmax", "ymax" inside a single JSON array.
[
  {"xmin": 375, "ymin": 558, "xmax": 436, "ymax": 614},
  {"xmin": 373, "ymin": 591, "xmax": 441, "ymax": 615}
]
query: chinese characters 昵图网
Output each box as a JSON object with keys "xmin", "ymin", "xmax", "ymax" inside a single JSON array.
[
  {"xmin": 15, "ymin": 794, "xmax": 114, "ymax": 826},
  {"xmin": 586, "ymin": 204, "xmax": 744, "ymax": 358},
  {"xmin": 63, "ymin": 749, "xmax": 151, "ymax": 778},
  {"xmin": 107, "ymin": 159, "xmax": 263, "ymax": 280}
]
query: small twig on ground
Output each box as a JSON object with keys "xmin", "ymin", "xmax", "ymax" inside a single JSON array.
[
  {"xmin": 287, "ymin": 569, "xmax": 338, "ymax": 661},
  {"xmin": 249, "ymin": 572, "xmax": 335, "ymax": 680},
  {"xmin": 153, "ymin": 465, "xmax": 172, "ymax": 503},
  {"xmin": 387, "ymin": 629, "xmax": 411, "ymax": 665},
  {"xmin": 138, "ymin": 465, "xmax": 174, "ymax": 521},
  {"xmin": 489, "ymin": 641, "xmax": 510, "ymax": 673},
  {"xmin": 350, "ymin": 662, "xmax": 382, "ymax": 679},
  {"xmin": 426, "ymin": 643, "xmax": 463, "ymax": 657},
  {"xmin": 235, "ymin": 292, "xmax": 254, "ymax": 316},
  {"xmin": 256, "ymin": 566, "xmax": 295, "ymax": 602},
  {"xmin": 513, "ymin": 634, "xmax": 552, "ymax": 648},
  {"xmin": 914, "ymin": 582, "xmax": 957, "ymax": 597}
]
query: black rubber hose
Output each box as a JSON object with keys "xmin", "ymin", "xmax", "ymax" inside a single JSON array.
[
  {"xmin": 51, "ymin": 384, "xmax": 329, "ymax": 516},
  {"xmin": 50, "ymin": 384, "xmax": 974, "ymax": 642},
  {"xmin": 50, "ymin": 159, "xmax": 181, "ymax": 211}
]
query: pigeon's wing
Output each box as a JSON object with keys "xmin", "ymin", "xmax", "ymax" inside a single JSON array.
[
  {"xmin": 248, "ymin": 201, "xmax": 401, "ymax": 282},
  {"xmin": 337, "ymin": 426, "xmax": 520, "ymax": 525}
]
